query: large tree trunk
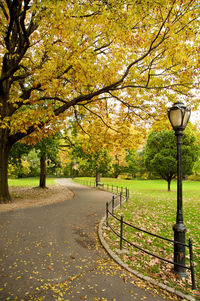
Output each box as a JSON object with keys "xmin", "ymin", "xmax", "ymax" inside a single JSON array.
[
  {"xmin": 0, "ymin": 130, "xmax": 12, "ymax": 203},
  {"xmin": 39, "ymin": 155, "xmax": 46, "ymax": 188}
]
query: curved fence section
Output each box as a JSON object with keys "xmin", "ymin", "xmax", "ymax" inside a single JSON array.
[
  {"xmin": 74, "ymin": 178, "xmax": 196, "ymax": 290},
  {"xmin": 106, "ymin": 195, "xmax": 196, "ymax": 290}
]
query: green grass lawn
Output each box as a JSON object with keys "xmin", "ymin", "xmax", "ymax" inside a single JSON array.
[
  {"xmin": 75, "ymin": 177, "xmax": 200, "ymax": 297},
  {"xmin": 8, "ymin": 177, "xmax": 56, "ymax": 187}
]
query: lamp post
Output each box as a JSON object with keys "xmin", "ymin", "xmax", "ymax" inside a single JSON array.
[{"xmin": 167, "ymin": 101, "xmax": 191, "ymax": 278}]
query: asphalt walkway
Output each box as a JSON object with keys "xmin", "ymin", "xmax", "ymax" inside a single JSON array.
[{"xmin": 0, "ymin": 179, "xmax": 176, "ymax": 300}]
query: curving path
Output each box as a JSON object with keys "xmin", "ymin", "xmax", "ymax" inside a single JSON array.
[{"xmin": 0, "ymin": 179, "xmax": 175, "ymax": 300}]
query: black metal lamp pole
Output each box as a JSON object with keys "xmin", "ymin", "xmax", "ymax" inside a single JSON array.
[
  {"xmin": 173, "ymin": 127, "xmax": 187, "ymax": 277},
  {"xmin": 167, "ymin": 101, "xmax": 191, "ymax": 278}
]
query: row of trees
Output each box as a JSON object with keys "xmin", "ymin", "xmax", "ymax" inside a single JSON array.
[
  {"xmin": 1, "ymin": 1, "xmax": 200, "ymax": 202},
  {"xmin": 62, "ymin": 124, "xmax": 200, "ymax": 191},
  {"xmin": 9, "ymin": 123, "xmax": 200, "ymax": 192}
]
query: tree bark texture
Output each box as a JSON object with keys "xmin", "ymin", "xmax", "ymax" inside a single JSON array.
[
  {"xmin": 0, "ymin": 130, "xmax": 12, "ymax": 203},
  {"xmin": 168, "ymin": 179, "xmax": 171, "ymax": 192}
]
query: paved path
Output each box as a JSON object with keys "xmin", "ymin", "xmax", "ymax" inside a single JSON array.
[{"xmin": 0, "ymin": 179, "xmax": 176, "ymax": 301}]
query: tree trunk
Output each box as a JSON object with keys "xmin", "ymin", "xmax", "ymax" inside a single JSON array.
[
  {"xmin": 39, "ymin": 155, "xmax": 46, "ymax": 188},
  {"xmin": 96, "ymin": 171, "xmax": 100, "ymax": 187},
  {"xmin": 167, "ymin": 178, "xmax": 171, "ymax": 192},
  {"xmin": 0, "ymin": 130, "xmax": 12, "ymax": 203}
]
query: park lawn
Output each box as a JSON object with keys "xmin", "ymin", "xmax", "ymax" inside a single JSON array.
[
  {"xmin": 8, "ymin": 177, "xmax": 56, "ymax": 187},
  {"xmin": 75, "ymin": 177, "xmax": 200, "ymax": 297}
]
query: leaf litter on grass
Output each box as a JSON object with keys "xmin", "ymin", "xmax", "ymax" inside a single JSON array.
[{"xmin": 103, "ymin": 196, "xmax": 200, "ymax": 299}]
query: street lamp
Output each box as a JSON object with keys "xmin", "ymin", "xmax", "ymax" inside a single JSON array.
[{"xmin": 167, "ymin": 101, "xmax": 191, "ymax": 278}]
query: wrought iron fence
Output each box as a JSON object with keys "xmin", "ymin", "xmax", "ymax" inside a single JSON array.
[
  {"xmin": 75, "ymin": 179, "xmax": 130, "ymax": 200},
  {"xmin": 106, "ymin": 195, "xmax": 196, "ymax": 290},
  {"xmin": 74, "ymin": 178, "xmax": 196, "ymax": 290}
]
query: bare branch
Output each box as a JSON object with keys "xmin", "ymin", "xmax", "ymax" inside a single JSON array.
[
  {"xmin": 82, "ymin": 105, "xmax": 119, "ymax": 133},
  {"xmin": 94, "ymin": 41, "xmax": 113, "ymax": 53},
  {"xmin": 118, "ymin": 2, "xmax": 175, "ymax": 85},
  {"xmin": 74, "ymin": 107, "xmax": 90, "ymax": 137},
  {"xmin": 72, "ymin": 11, "xmax": 101, "ymax": 18},
  {"xmin": 112, "ymin": 82, "xmax": 192, "ymax": 92},
  {"xmin": 62, "ymin": 135, "xmax": 75, "ymax": 147}
]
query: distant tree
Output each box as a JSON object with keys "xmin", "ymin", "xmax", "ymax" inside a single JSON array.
[
  {"xmin": 144, "ymin": 129, "xmax": 199, "ymax": 191},
  {"xmin": 25, "ymin": 149, "xmax": 40, "ymax": 177},
  {"xmin": 111, "ymin": 155, "xmax": 126, "ymax": 178},
  {"xmin": 193, "ymin": 160, "xmax": 200, "ymax": 176},
  {"xmin": 35, "ymin": 135, "xmax": 61, "ymax": 188},
  {"xmin": 70, "ymin": 144, "xmax": 112, "ymax": 178},
  {"xmin": 124, "ymin": 149, "xmax": 138, "ymax": 178},
  {"xmin": 9, "ymin": 142, "xmax": 31, "ymax": 164},
  {"xmin": 136, "ymin": 150, "xmax": 147, "ymax": 179},
  {"xmin": 9, "ymin": 142, "xmax": 32, "ymax": 178}
]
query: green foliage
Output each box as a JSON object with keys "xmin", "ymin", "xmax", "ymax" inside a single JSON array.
[
  {"xmin": 124, "ymin": 149, "xmax": 138, "ymax": 178},
  {"xmin": 69, "ymin": 144, "xmax": 112, "ymax": 177},
  {"xmin": 8, "ymin": 143, "xmax": 33, "ymax": 178},
  {"xmin": 35, "ymin": 134, "xmax": 61, "ymax": 175},
  {"xmin": 26, "ymin": 149, "xmax": 40, "ymax": 177},
  {"xmin": 144, "ymin": 129, "xmax": 199, "ymax": 190},
  {"xmin": 9, "ymin": 135, "xmax": 61, "ymax": 178},
  {"xmin": 9, "ymin": 142, "xmax": 32, "ymax": 165},
  {"xmin": 192, "ymin": 160, "xmax": 200, "ymax": 179},
  {"xmin": 35, "ymin": 135, "xmax": 60, "ymax": 161}
]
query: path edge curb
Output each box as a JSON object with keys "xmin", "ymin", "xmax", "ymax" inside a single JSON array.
[{"xmin": 98, "ymin": 215, "xmax": 196, "ymax": 301}]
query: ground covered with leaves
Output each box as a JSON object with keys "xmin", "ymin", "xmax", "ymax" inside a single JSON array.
[
  {"xmin": 0, "ymin": 184, "xmax": 74, "ymax": 213},
  {"xmin": 103, "ymin": 190, "xmax": 200, "ymax": 300}
]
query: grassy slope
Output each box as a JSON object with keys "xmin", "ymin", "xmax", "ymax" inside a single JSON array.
[{"xmin": 75, "ymin": 177, "xmax": 200, "ymax": 296}]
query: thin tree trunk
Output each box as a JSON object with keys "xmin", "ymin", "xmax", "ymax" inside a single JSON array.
[
  {"xmin": 39, "ymin": 155, "xmax": 46, "ymax": 188},
  {"xmin": 0, "ymin": 130, "xmax": 12, "ymax": 203},
  {"xmin": 168, "ymin": 178, "xmax": 171, "ymax": 192},
  {"xmin": 96, "ymin": 171, "xmax": 100, "ymax": 187}
]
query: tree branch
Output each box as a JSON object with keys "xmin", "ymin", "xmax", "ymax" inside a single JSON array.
[
  {"xmin": 82, "ymin": 105, "xmax": 119, "ymax": 133},
  {"xmin": 74, "ymin": 107, "xmax": 90, "ymax": 137},
  {"xmin": 0, "ymin": 0, "xmax": 9, "ymax": 19}
]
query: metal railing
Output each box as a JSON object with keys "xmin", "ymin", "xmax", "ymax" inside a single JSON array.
[
  {"xmin": 75, "ymin": 179, "xmax": 130, "ymax": 200},
  {"xmin": 74, "ymin": 178, "xmax": 196, "ymax": 290},
  {"xmin": 106, "ymin": 194, "xmax": 196, "ymax": 290}
]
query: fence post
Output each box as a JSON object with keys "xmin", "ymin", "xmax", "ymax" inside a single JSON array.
[
  {"xmin": 106, "ymin": 202, "xmax": 109, "ymax": 226},
  {"xmin": 117, "ymin": 186, "xmax": 118, "ymax": 193},
  {"xmin": 112, "ymin": 196, "xmax": 114, "ymax": 214},
  {"xmin": 120, "ymin": 192, "xmax": 122, "ymax": 207},
  {"xmin": 126, "ymin": 188, "xmax": 128, "ymax": 200},
  {"xmin": 189, "ymin": 238, "xmax": 196, "ymax": 290},
  {"xmin": 120, "ymin": 215, "xmax": 123, "ymax": 250},
  {"xmin": 121, "ymin": 187, "xmax": 123, "ymax": 195}
]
